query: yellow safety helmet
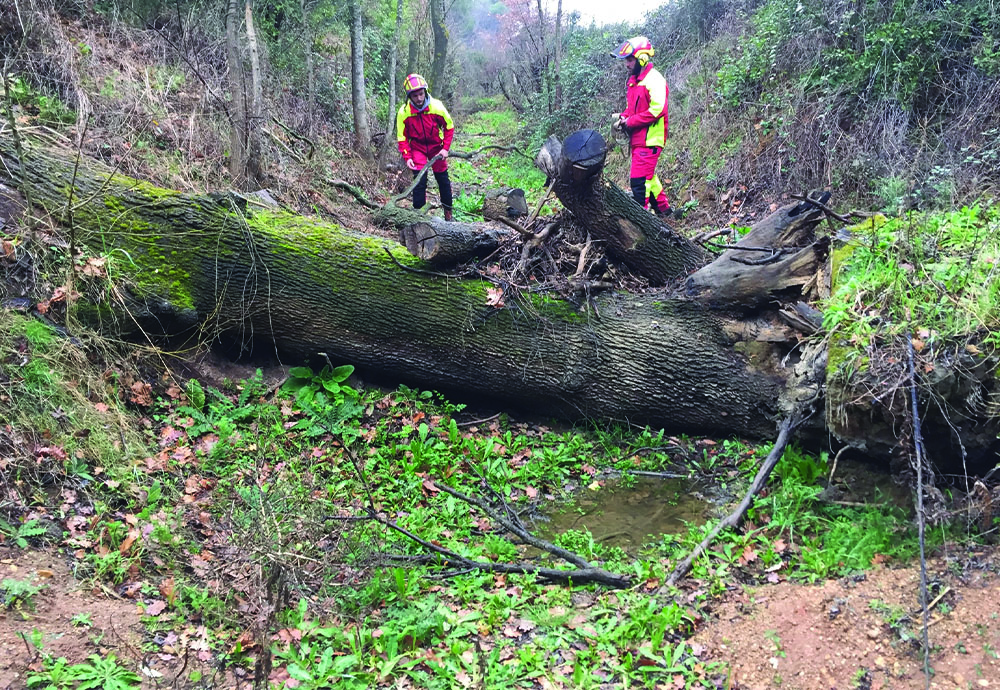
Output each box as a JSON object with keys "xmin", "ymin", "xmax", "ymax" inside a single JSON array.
[
  {"xmin": 403, "ymin": 73, "xmax": 429, "ymax": 96},
  {"xmin": 612, "ymin": 36, "xmax": 654, "ymax": 66}
]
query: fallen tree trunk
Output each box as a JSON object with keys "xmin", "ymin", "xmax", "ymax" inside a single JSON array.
[
  {"xmin": 6, "ymin": 136, "xmax": 999, "ymax": 463},
  {"xmin": 0, "ymin": 136, "xmax": 789, "ymax": 437},
  {"xmin": 537, "ymin": 131, "xmax": 705, "ymax": 285}
]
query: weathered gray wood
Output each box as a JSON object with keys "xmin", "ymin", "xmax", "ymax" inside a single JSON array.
[{"xmin": 686, "ymin": 202, "xmax": 829, "ymax": 308}]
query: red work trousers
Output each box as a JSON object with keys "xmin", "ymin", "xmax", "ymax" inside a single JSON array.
[{"xmin": 629, "ymin": 146, "xmax": 669, "ymax": 211}]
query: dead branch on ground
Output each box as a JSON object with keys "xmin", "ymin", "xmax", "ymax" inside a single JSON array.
[
  {"xmin": 907, "ymin": 332, "xmax": 933, "ymax": 688},
  {"xmin": 448, "ymin": 144, "xmax": 532, "ymax": 161},
  {"xmin": 370, "ymin": 506, "xmax": 630, "ymax": 587},
  {"xmin": 665, "ymin": 409, "xmax": 809, "ymax": 586}
]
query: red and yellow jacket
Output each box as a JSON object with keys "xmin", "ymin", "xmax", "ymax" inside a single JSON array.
[
  {"xmin": 622, "ymin": 63, "xmax": 668, "ymax": 149},
  {"xmin": 396, "ymin": 95, "xmax": 455, "ymax": 162}
]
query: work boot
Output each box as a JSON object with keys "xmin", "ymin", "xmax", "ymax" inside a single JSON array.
[
  {"xmin": 443, "ymin": 207, "xmax": 454, "ymax": 222},
  {"xmin": 654, "ymin": 206, "xmax": 673, "ymax": 219}
]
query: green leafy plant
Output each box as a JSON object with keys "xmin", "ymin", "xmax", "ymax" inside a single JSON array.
[
  {"xmin": 2, "ymin": 577, "xmax": 46, "ymax": 612},
  {"xmin": 71, "ymin": 612, "xmax": 94, "ymax": 627},
  {"xmin": 0, "ymin": 518, "xmax": 49, "ymax": 548},
  {"xmin": 26, "ymin": 654, "xmax": 140, "ymax": 690},
  {"xmin": 282, "ymin": 363, "xmax": 363, "ymax": 436},
  {"xmin": 175, "ymin": 370, "xmax": 267, "ymax": 438},
  {"xmin": 6, "ymin": 75, "xmax": 76, "ymax": 125}
]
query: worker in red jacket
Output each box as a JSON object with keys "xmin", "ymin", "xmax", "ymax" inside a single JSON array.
[
  {"xmin": 611, "ymin": 36, "xmax": 672, "ymax": 218},
  {"xmin": 396, "ymin": 74, "xmax": 455, "ymax": 221}
]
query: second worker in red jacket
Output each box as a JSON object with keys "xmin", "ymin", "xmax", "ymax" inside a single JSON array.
[
  {"xmin": 611, "ymin": 36, "xmax": 672, "ymax": 218},
  {"xmin": 396, "ymin": 73, "xmax": 455, "ymax": 221}
]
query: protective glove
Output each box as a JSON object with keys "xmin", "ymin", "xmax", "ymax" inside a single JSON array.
[{"xmin": 406, "ymin": 158, "xmax": 419, "ymax": 171}]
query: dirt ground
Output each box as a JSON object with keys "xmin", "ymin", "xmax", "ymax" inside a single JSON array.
[
  {"xmin": 4, "ymin": 546, "xmax": 1000, "ymax": 689},
  {"xmin": 0, "ymin": 549, "xmax": 239, "ymax": 689},
  {"xmin": 692, "ymin": 548, "xmax": 1000, "ymax": 690},
  {"xmin": 0, "ymin": 549, "xmax": 147, "ymax": 688}
]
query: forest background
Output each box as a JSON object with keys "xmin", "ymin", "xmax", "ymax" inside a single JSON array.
[{"xmin": 5, "ymin": 0, "xmax": 999, "ymax": 214}]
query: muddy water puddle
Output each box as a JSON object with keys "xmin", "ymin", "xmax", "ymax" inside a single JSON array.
[
  {"xmin": 534, "ymin": 457, "xmax": 910, "ymax": 553},
  {"xmin": 535, "ymin": 474, "xmax": 711, "ymax": 553}
]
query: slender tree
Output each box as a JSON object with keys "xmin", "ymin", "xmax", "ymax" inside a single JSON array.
[
  {"xmin": 429, "ymin": 0, "xmax": 447, "ymax": 94},
  {"xmin": 225, "ymin": 0, "xmax": 248, "ymax": 183},
  {"xmin": 300, "ymin": 0, "xmax": 316, "ymax": 137},
  {"xmin": 535, "ymin": 0, "xmax": 549, "ymax": 113},
  {"xmin": 244, "ymin": 0, "xmax": 263, "ymax": 183},
  {"xmin": 349, "ymin": 0, "xmax": 372, "ymax": 158},
  {"xmin": 554, "ymin": 0, "xmax": 562, "ymax": 108},
  {"xmin": 378, "ymin": 0, "xmax": 405, "ymax": 168},
  {"xmin": 406, "ymin": 39, "xmax": 417, "ymax": 77}
]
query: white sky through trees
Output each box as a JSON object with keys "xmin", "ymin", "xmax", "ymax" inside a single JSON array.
[{"xmin": 558, "ymin": 0, "xmax": 650, "ymax": 26}]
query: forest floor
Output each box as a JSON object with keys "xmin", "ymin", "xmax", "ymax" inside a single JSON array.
[
  {"xmin": 2, "ymin": 354, "xmax": 998, "ymax": 690},
  {"xmin": 5, "ymin": 138, "xmax": 1000, "ymax": 690},
  {"xmin": 4, "ymin": 519, "xmax": 1000, "ymax": 689}
]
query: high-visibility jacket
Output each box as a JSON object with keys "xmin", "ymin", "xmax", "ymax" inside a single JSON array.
[
  {"xmin": 396, "ymin": 95, "xmax": 455, "ymax": 162},
  {"xmin": 622, "ymin": 63, "xmax": 668, "ymax": 149}
]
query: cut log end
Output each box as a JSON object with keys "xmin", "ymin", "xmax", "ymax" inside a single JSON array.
[
  {"xmin": 399, "ymin": 217, "xmax": 504, "ymax": 266},
  {"xmin": 400, "ymin": 221, "xmax": 439, "ymax": 261}
]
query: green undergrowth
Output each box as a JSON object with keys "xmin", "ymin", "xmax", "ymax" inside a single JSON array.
[
  {"xmin": 449, "ymin": 105, "xmax": 550, "ymax": 222},
  {"xmin": 823, "ymin": 203, "xmax": 1000, "ymax": 380},
  {"xmin": 0, "ymin": 311, "xmax": 978, "ymax": 688}
]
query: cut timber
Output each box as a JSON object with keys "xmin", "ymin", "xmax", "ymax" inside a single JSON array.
[
  {"xmin": 538, "ymin": 131, "xmax": 705, "ymax": 285},
  {"xmin": 399, "ymin": 217, "xmax": 504, "ymax": 267}
]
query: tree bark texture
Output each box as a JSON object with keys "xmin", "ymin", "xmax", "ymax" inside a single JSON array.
[
  {"xmin": 541, "ymin": 132, "xmax": 705, "ymax": 285},
  {"xmin": 429, "ymin": 0, "xmax": 448, "ymax": 95},
  {"xmin": 224, "ymin": 0, "xmax": 248, "ymax": 184},
  {"xmin": 350, "ymin": 0, "xmax": 372, "ymax": 158},
  {"xmin": 0, "ymin": 138, "xmax": 785, "ymax": 438}
]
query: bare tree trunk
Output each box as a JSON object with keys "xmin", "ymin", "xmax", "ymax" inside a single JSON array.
[
  {"xmin": 497, "ymin": 67, "xmax": 526, "ymax": 114},
  {"xmin": 300, "ymin": 0, "xmax": 316, "ymax": 137},
  {"xmin": 225, "ymin": 0, "xmax": 248, "ymax": 184},
  {"xmin": 535, "ymin": 0, "xmax": 550, "ymax": 114},
  {"xmin": 406, "ymin": 39, "xmax": 417, "ymax": 78},
  {"xmin": 377, "ymin": 0, "xmax": 404, "ymax": 169},
  {"xmin": 429, "ymin": 0, "xmax": 448, "ymax": 94},
  {"xmin": 538, "ymin": 132, "xmax": 704, "ymax": 284},
  {"xmin": 554, "ymin": 0, "xmax": 562, "ymax": 108},
  {"xmin": 244, "ymin": 0, "xmax": 263, "ymax": 184},
  {"xmin": 349, "ymin": 0, "xmax": 372, "ymax": 159}
]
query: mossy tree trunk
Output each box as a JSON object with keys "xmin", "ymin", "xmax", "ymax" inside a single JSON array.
[{"xmin": 0, "ymin": 137, "xmax": 793, "ymax": 437}]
